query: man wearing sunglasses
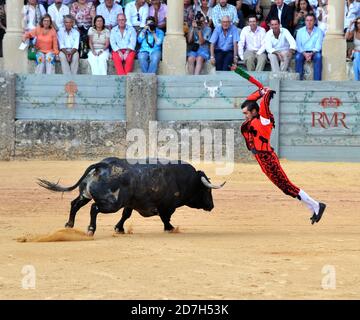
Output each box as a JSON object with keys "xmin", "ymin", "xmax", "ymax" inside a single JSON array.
[{"xmin": 124, "ymin": 0, "xmax": 149, "ymax": 33}]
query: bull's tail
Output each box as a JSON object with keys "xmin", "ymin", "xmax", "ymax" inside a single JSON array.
[{"xmin": 37, "ymin": 162, "xmax": 109, "ymax": 193}]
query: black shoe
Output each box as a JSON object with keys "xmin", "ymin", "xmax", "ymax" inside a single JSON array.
[{"xmin": 310, "ymin": 203, "xmax": 326, "ymax": 225}]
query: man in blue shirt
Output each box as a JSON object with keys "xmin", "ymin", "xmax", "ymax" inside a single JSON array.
[
  {"xmin": 295, "ymin": 13, "xmax": 324, "ymax": 80},
  {"xmin": 137, "ymin": 16, "xmax": 164, "ymax": 74},
  {"xmin": 209, "ymin": 15, "xmax": 240, "ymax": 71}
]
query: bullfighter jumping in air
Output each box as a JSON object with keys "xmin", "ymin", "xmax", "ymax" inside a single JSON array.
[{"xmin": 233, "ymin": 66, "xmax": 326, "ymax": 224}]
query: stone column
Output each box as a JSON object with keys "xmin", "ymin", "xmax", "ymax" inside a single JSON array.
[
  {"xmin": 161, "ymin": 0, "xmax": 187, "ymax": 75},
  {"xmin": 322, "ymin": 0, "xmax": 347, "ymax": 80},
  {"xmin": 3, "ymin": 0, "xmax": 28, "ymax": 73},
  {"xmin": 126, "ymin": 73, "xmax": 157, "ymax": 159}
]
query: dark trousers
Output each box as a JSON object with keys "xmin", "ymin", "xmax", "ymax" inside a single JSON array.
[{"xmin": 214, "ymin": 49, "xmax": 233, "ymax": 71}]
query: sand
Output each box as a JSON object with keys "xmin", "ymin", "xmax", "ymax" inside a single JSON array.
[{"xmin": 0, "ymin": 160, "xmax": 359, "ymax": 299}]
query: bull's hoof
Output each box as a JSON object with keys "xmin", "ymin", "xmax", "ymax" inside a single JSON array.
[
  {"xmin": 65, "ymin": 222, "xmax": 74, "ymax": 228},
  {"xmin": 114, "ymin": 227, "xmax": 125, "ymax": 234},
  {"xmin": 87, "ymin": 226, "xmax": 95, "ymax": 237},
  {"xmin": 165, "ymin": 227, "xmax": 180, "ymax": 233}
]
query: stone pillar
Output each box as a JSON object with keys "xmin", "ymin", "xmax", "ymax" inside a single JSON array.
[
  {"xmin": 126, "ymin": 73, "xmax": 157, "ymax": 159},
  {"xmin": 322, "ymin": 1, "xmax": 347, "ymax": 80},
  {"xmin": 161, "ymin": 0, "xmax": 187, "ymax": 75},
  {"xmin": 3, "ymin": 0, "xmax": 28, "ymax": 73},
  {"xmin": 0, "ymin": 72, "xmax": 16, "ymax": 160}
]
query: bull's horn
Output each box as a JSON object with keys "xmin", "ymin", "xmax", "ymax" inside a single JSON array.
[
  {"xmin": 201, "ymin": 176, "xmax": 226, "ymax": 189},
  {"xmin": 204, "ymin": 81, "xmax": 208, "ymax": 89}
]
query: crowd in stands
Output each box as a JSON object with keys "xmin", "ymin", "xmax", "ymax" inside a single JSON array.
[{"xmin": 0, "ymin": 0, "xmax": 359, "ymax": 80}]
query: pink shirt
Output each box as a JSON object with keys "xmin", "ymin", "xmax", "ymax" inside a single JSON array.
[{"xmin": 149, "ymin": 3, "xmax": 167, "ymax": 27}]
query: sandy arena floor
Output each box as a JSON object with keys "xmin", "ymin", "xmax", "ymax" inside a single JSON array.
[{"xmin": 0, "ymin": 160, "xmax": 359, "ymax": 299}]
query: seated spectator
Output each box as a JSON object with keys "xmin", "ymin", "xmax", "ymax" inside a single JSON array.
[
  {"xmin": 137, "ymin": 16, "xmax": 164, "ymax": 74},
  {"xmin": 293, "ymin": 0, "xmax": 314, "ymax": 37},
  {"xmin": 22, "ymin": 14, "xmax": 59, "ymax": 74},
  {"xmin": 125, "ymin": 0, "xmax": 149, "ymax": 32},
  {"xmin": 295, "ymin": 13, "xmax": 324, "ymax": 80},
  {"xmin": 71, "ymin": 0, "xmax": 96, "ymax": 58},
  {"xmin": 48, "ymin": 0, "xmax": 70, "ymax": 31},
  {"xmin": 345, "ymin": 17, "xmax": 360, "ymax": 80},
  {"xmin": 184, "ymin": 0, "xmax": 195, "ymax": 33},
  {"xmin": 187, "ymin": 11, "xmax": 212, "ymax": 75},
  {"xmin": 264, "ymin": 0, "xmax": 294, "ymax": 32},
  {"xmin": 110, "ymin": 13, "xmax": 137, "ymax": 75},
  {"xmin": 58, "ymin": 15, "xmax": 80, "ymax": 74},
  {"xmin": 211, "ymin": 0, "xmax": 239, "ymax": 28},
  {"xmin": 0, "ymin": 0, "xmax": 6, "ymax": 58},
  {"xmin": 96, "ymin": 0, "xmax": 123, "ymax": 30},
  {"xmin": 195, "ymin": 0, "xmax": 214, "ymax": 29},
  {"xmin": 149, "ymin": 0, "xmax": 167, "ymax": 32},
  {"xmin": 88, "ymin": 15, "xmax": 110, "ymax": 75},
  {"xmin": 265, "ymin": 17, "xmax": 296, "ymax": 72},
  {"xmin": 316, "ymin": 0, "xmax": 328, "ymax": 35},
  {"xmin": 239, "ymin": 0, "xmax": 262, "ymax": 19},
  {"xmin": 38, "ymin": 0, "xmax": 50, "ymax": 11},
  {"xmin": 210, "ymin": 15, "xmax": 239, "ymax": 71},
  {"xmin": 345, "ymin": 0, "xmax": 360, "ymax": 33},
  {"xmin": 238, "ymin": 14, "xmax": 267, "ymax": 71},
  {"xmin": 62, "ymin": 0, "xmax": 76, "ymax": 7},
  {"xmin": 271, "ymin": 0, "xmax": 296, "ymax": 8},
  {"xmin": 22, "ymin": 0, "xmax": 46, "ymax": 33}
]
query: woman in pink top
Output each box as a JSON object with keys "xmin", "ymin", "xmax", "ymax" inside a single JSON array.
[{"xmin": 23, "ymin": 14, "xmax": 59, "ymax": 74}]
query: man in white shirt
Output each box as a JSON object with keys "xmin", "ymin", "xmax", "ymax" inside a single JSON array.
[
  {"xmin": 238, "ymin": 14, "xmax": 267, "ymax": 71},
  {"xmin": 96, "ymin": 0, "xmax": 123, "ymax": 30},
  {"xmin": 125, "ymin": 0, "xmax": 149, "ymax": 31},
  {"xmin": 48, "ymin": 0, "xmax": 70, "ymax": 31},
  {"xmin": 58, "ymin": 15, "xmax": 80, "ymax": 74},
  {"xmin": 264, "ymin": 17, "xmax": 296, "ymax": 72}
]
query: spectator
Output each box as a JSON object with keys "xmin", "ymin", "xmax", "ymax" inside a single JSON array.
[
  {"xmin": 125, "ymin": 0, "xmax": 150, "ymax": 32},
  {"xmin": 149, "ymin": 0, "xmax": 167, "ymax": 32},
  {"xmin": 110, "ymin": 13, "xmax": 137, "ymax": 75},
  {"xmin": 345, "ymin": 17, "xmax": 360, "ymax": 80},
  {"xmin": 265, "ymin": 0, "xmax": 294, "ymax": 32},
  {"xmin": 295, "ymin": 13, "xmax": 324, "ymax": 80},
  {"xmin": 271, "ymin": 0, "xmax": 296, "ymax": 7},
  {"xmin": 22, "ymin": 0, "xmax": 46, "ymax": 33},
  {"xmin": 187, "ymin": 10, "xmax": 212, "ymax": 74},
  {"xmin": 238, "ymin": 14, "xmax": 267, "ymax": 71},
  {"xmin": 210, "ymin": 15, "xmax": 239, "ymax": 71},
  {"xmin": 293, "ymin": 0, "xmax": 314, "ymax": 37},
  {"xmin": 58, "ymin": 15, "xmax": 80, "ymax": 74},
  {"xmin": 137, "ymin": 16, "xmax": 164, "ymax": 73},
  {"xmin": 88, "ymin": 15, "xmax": 110, "ymax": 75},
  {"xmin": 96, "ymin": 0, "xmax": 123, "ymax": 30},
  {"xmin": 62, "ymin": 0, "xmax": 76, "ymax": 7},
  {"xmin": 184, "ymin": 0, "xmax": 195, "ymax": 33},
  {"xmin": 211, "ymin": 0, "xmax": 239, "ymax": 28},
  {"xmin": 71, "ymin": 0, "xmax": 96, "ymax": 58},
  {"xmin": 48, "ymin": 0, "xmax": 70, "ymax": 31},
  {"xmin": 265, "ymin": 17, "xmax": 296, "ymax": 72},
  {"xmin": 195, "ymin": 0, "xmax": 214, "ymax": 29},
  {"xmin": 239, "ymin": 0, "xmax": 262, "ymax": 19},
  {"xmin": 345, "ymin": 0, "xmax": 360, "ymax": 32},
  {"xmin": 22, "ymin": 14, "xmax": 59, "ymax": 74},
  {"xmin": 316, "ymin": 0, "xmax": 328, "ymax": 34},
  {"xmin": 38, "ymin": 0, "xmax": 50, "ymax": 11},
  {"xmin": 0, "ymin": 0, "xmax": 6, "ymax": 58}
]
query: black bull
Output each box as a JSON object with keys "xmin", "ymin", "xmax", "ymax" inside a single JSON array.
[{"xmin": 38, "ymin": 158, "xmax": 226, "ymax": 235}]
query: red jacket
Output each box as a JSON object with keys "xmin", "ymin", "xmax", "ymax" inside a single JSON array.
[{"xmin": 241, "ymin": 89, "xmax": 275, "ymax": 153}]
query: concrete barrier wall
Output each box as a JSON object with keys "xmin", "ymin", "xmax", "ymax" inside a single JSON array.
[{"xmin": 1, "ymin": 71, "xmax": 359, "ymax": 162}]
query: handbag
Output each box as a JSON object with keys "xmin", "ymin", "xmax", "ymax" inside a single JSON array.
[{"xmin": 27, "ymin": 44, "xmax": 37, "ymax": 61}]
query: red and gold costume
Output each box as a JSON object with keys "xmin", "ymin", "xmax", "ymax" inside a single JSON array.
[{"xmin": 241, "ymin": 89, "xmax": 300, "ymax": 198}]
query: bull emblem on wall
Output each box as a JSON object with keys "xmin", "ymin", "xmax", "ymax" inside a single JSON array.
[{"xmin": 204, "ymin": 81, "xmax": 222, "ymax": 98}]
